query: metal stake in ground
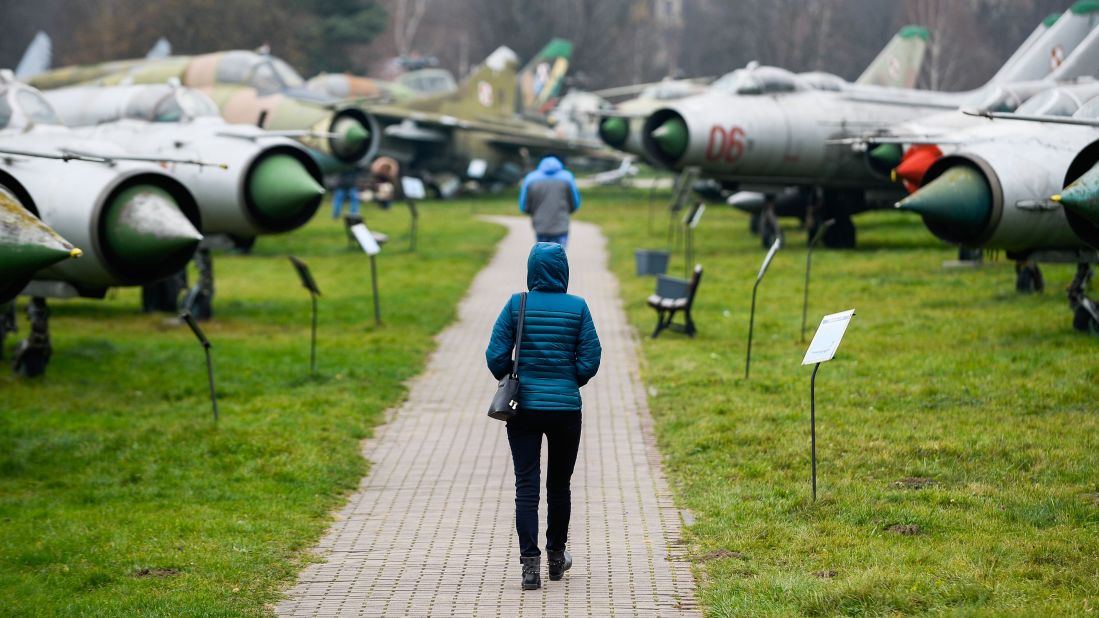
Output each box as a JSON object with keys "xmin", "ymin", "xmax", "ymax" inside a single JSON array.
[
  {"xmin": 288, "ymin": 256, "xmax": 322, "ymax": 375},
  {"xmin": 400, "ymin": 177, "xmax": 427, "ymax": 253},
  {"xmin": 802, "ymin": 219, "xmax": 835, "ymax": 342},
  {"xmin": 683, "ymin": 202, "xmax": 705, "ymax": 278},
  {"xmin": 745, "ymin": 237, "xmax": 782, "ymax": 379},
  {"xmin": 181, "ymin": 311, "xmax": 218, "ymax": 421},
  {"xmin": 801, "ymin": 309, "xmax": 855, "ymax": 501},
  {"xmin": 349, "ymin": 222, "xmax": 383, "ymax": 325}
]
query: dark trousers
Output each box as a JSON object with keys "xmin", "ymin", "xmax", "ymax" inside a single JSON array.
[{"xmin": 506, "ymin": 410, "xmax": 582, "ymax": 557}]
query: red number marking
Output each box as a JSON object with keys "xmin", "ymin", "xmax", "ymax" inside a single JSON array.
[{"xmin": 705, "ymin": 125, "xmax": 746, "ymax": 164}]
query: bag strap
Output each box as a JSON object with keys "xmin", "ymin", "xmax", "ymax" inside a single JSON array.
[{"xmin": 511, "ymin": 292, "xmax": 527, "ymax": 378}]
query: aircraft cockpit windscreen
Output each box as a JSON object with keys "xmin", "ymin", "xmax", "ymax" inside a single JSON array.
[
  {"xmin": 1072, "ymin": 96, "xmax": 1099, "ymax": 120},
  {"xmin": 399, "ymin": 70, "xmax": 457, "ymax": 94},
  {"xmin": 176, "ymin": 89, "xmax": 221, "ymax": 119},
  {"xmin": 799, "ymin": 72, "xmax": 846, "ymax": 92},
  {"xmin": 14, "ymin": 89, "xmax": 62, "ymax": 126},
  {"xmin": 712, "ymin": 66, "xmax": 802, "ymax": 95},
  {"xmin": 1016, "ymin": 89, "xmax": 1081, "ymax": 117}
]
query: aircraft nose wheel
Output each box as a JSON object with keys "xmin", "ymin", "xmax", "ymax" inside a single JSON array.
[
  {"xmin": 1015, "ymin": 261, "xmax": 1044, "ymax": 294},
  {"xmin": 1068, "ymin": 263, "xmax": 1098, "ymax": 335}
]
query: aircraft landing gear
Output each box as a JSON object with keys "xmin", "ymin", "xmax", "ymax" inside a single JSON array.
[
  {"xmin": 12, "ymin": 297, "xmax": 50, "ymax": 377},
  {"xmin": 1015, "ymin": 261, "xmax": 1044, "ymax": 294},
  {"xmin": 0, "ymin": 302, "xmax": 15, "ymax": 360},
  {"xmin": 749, "ymin": 211, "xmax": 761, "ymax": 235},
  {"xmin": 816, "ymin": 189, "xmax": 859, "ymax": 249},
  {"xmin": 142, "ymin": 270, "xmax": 188, "ymax": 313},
  {"xmin": 760, "ymin": 200, "xmax": 784, "ymax": 249},
  {"xmin": 1068, "ymin": 263, "xmax": 1098, "ymax": 335}
]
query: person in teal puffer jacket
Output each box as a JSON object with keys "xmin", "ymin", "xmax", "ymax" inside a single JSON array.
[{"xmin": 486, "ymin": 242, "xmax": 601, "ymax": 590}]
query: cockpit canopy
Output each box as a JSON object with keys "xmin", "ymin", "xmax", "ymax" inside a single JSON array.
[
  {"xmin": 123, "ymin": 86, "xmax": 220, "ymax": 122},
  {"xmin": 1072, "ymin": 94, "xmax": 1099, "ymax": 120},
  {"xmin": 397, "ymin": 69, "xmax": 457, "ymax": 95},
  {"xmin": 215, "ymin": 51, "xmax": 305, "ymax": 94},
  {"xmin": 1017, "ymin": 88, "xmax": 1092, "ymax": 117},
  {"xmin": 640, "ymin": 79, "xmax": 703, "ymax": 101},
  {"xmin": 712, "ymin": 65, "xmax": 807, "ymax": 96},
  {"xmin": 0, "ymin": 85, "xmax": 63, "ymax": 130},
  {"xmin": 797, "ymin": 71, "xmax": 847, "ymax": 92}
]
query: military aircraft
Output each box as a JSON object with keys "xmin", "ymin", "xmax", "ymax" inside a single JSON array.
[
  {"xmin": 26, "ymin": 47, "xmax": 379, "ymax": 173},
  {"xmin": 360, "ymin": 44, "xmax": 616, "ymax": 194},
  {"xmin": 636, "ymin": 5, "xmax": 1099, "ymax": 248},
  {"xmin": 894, "ymin": 97, "xmax": 1099, "ymax": 333},
  {"xmin": 0, "ymin": 73, "xmax": 204, "ymax": 375},
  {"xmin": 0, "ymin": 189, "xmax": 81, "ymax": 304},
  {"xmin": 598, "ymin": 25, "xmax": 931, "ymax": 162}
]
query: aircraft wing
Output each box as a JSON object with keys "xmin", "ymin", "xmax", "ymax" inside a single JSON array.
[{"xmin": 962, "ymin": 108, "xmax": 1099, "ymax": 128}]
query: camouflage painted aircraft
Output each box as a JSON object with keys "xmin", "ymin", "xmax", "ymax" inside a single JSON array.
[
  {"xmin": 894, "ymin": 96, "xmax": 1099, "ymax": 333},
  {"xmin": 636, "ymin": 5, "xmax": 1099, "ymax": 248},
  {"xmin": 27, "ymin": 49, "xmax": 378, "ymax": 173},
  {"xmin": 359, "ymin": 43, "xmax": 615, "ymax": 193},
  {"xmin": 598, "ymin": 25, "xmax": 932, "ymax": 161}
]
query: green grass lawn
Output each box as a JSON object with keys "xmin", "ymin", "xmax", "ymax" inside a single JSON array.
[
  {"xmin": 569, "ymin": 188, "xmax": 1099, "ymax": 616},
  {"xmin": 0, "ymin": 202, "xmax": 503, "ymax": 615}
]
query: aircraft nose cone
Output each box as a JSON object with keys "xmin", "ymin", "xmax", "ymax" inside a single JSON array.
[
  {"xmin": 103, "ymin": 184, "xmax": 202, "ymax": 264},
  {"xmin": 869, "ymin": 143, "xmax": 903, "ymax": 169},
  {"xmin": 896, "ymin": 165, "xmax": 991, "ymax": 238},
  {"xmin": 248, "ymin": 154, "xmax": 326, "ymax": 221},
  {"xmin": 651, "ymin": 117, "xmax": 688, "ymax": 160},
  {"xmin": 600, "ymin": 117, "xmax": 629, "ymax": 147},
  {"xmin": 332, "ymin": 117, "xmax": 369, "ymax": 158},
  {"xmin": 1055, "ymin": 167, "xmax": 1099, "ymax": 226},
  {"xmin": 0, "ymin": 191, "xmax": 81, "ymax": 279}
]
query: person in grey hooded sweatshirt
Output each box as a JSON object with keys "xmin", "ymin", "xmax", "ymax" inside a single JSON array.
[{"xmin": 518, "ymin": 155, "xmax": 581, "ymax": 249}]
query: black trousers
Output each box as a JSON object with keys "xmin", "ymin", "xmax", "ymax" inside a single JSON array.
[{"xmin": 505, "ymin": 410, "xmax": 582, "ymax": 557}]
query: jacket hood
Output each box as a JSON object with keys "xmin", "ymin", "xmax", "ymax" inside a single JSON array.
[
  {"xmin": 537, "ymin": 156, "xmax": 565, "ymax": 175},
  {"xmin": 527, "ymin": 242, "xmax": 569, "ymax": 292}
]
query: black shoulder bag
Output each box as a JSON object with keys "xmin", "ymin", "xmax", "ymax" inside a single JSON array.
[{"xmin": 488, "ymin": 292, "xmax": 526, "ymax": 421}]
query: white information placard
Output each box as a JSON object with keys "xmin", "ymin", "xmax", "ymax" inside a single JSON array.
[
  {"xmin": 688, "ymin": 204, "xmax": 706, "ymax": 228},
  {"xmin": 802, "ymin": 309, "xmax": 855, "ymax": 365},
  {"xmin": 350, "ymin": 222, "xmax": 381, "ymax": 256},
  {"xmin": 401, "ymin": 176, "xmax": 426, "ymax": 200},
  {"xmin": 757, "ymin": 237, "xmax": 781, "ymax": 281},
  {"xmin": 467, "ymin": 158, "xmax": 488, "ymax": 179}
]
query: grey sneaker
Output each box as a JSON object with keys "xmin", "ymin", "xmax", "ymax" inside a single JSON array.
[
  {"xmin": 520, "ymin": 556, "xmax": 541, "ymax": 590},
  {"xmin": 547, "ymin": 549, "xmax": 572, "ymax": 581}
]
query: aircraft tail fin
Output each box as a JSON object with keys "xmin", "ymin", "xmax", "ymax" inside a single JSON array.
[
  {"xmin": 856, "ymin": 26, "xmax": 928, "ymax": 89},
  {"xmin": 15, "ymin": 31, "xmax": 51, "ymax": 79},
  {"xmin": 146, "ymin": 37, "xmax": 172, "ymax": 60},
  {"xmin": 518, "ymin": 38, "xmax": 574, "ymax": 115},
  {"xmin": 985, "ymin": 4, "xmax": 1099, "ymax": 87}
]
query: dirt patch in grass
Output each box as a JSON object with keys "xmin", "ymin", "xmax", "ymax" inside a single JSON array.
[
  {"xmin": 132, "ymin": 567, "xmax": 181, "ymax": 578},
  {"xmin": 893, "ymin": 477, "xmax": 937, "ymax": 489},
  {"xmin": 701, "ymin": 548, "xmax": 747, "ymax": 561},
  {"xmin": 887, "ymin": 524, "xmax": 921, "ymax": 536},
  {"xmin": 814, "ymin": 569, "xmax": 837, "ymax": 579}
]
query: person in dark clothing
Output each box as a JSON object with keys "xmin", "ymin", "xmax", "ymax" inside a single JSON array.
[
  {"xmin": 486, "ymin": 242, "xmax": 601, "ymax": 590},
  {"xmin": 518, "ymin": 156, "xmax": 582, "ymax": 250}
]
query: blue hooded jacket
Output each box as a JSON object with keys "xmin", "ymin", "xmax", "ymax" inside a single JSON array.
[
  {"xmin": 518, "ymin": 157, "xmax": 582, "ymax": 236},
  {"xmin": 486, "ymin": 242, "xmax": 601, "ymax": 411}
]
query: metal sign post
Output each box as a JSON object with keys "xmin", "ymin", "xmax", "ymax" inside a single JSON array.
[
  {"xmin": 181, "ymin": 311, "xmax": 218, "ymax": 421},
  {"xmin": 350, "ymin": 222, "xmax": 383, "ymax": 325},
  {"xmin": 745, "ymin": 237, "xmax": 781, "ymax": 379},
  {"xmin": 801, "ymin": 219, "xmax": 835, "ymax": 342},
  {"xmin": 288, "ymin": 256, "xmax": 322, "ymax": 375},
  {"xmin": 400, "ymin": 177, "xmax": 425, "ymax": 253},
  {"xmin": 801, "ymin": 309, "xmax": 855, "ymax": 501},
  {"xmin": 683, "ymin": 202, "xmax": 705, "ymax": 277}
]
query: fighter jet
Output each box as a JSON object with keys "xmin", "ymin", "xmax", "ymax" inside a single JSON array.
[
  {"xmin": 0, "ymin": 75, "xmax": 204, "ymax": 375},
  {"xmin": 361, "ymin": 43, "xmax": 616, "ymax": 194},
  {"xmin": 27, "ymin": 47, "xmax": 378, "ymax": 173},
  {"xmin": 598, "ymin": 25, "xmax": 931, "ymax": 161},
  {"xmin": 0, "ymin": 189, "xmax": 80, "ymax": 304},
  {"xmin": 638, "ymin": 5, "xmax": 1099, "ymax": 248},
  {"xmin": 895, "ymin": 96, "xmax": 1099, "ymax": 333}
]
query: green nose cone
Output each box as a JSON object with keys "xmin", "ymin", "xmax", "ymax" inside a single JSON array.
[
  {"xmin": 249, "ymin": 154, "xmax": 326, "ymax": 220},
  {"xmin": 600, "ymin": 117, "xmax": 629, "ymax": 147},
  {"xmin": 0, "ymin": 192, "xmax": 81, "ymax": 279},
  {"xmin": 1054, "ymin": 167, "xmax": 1099, "ymax": 227},
  {"xmin": 342, "ymin": 122, "xmax": 369, "ymax": 149},
  {"xmin": 103, "ymin": 185, "xmax": 202, "ymax": 264},
  {"xmin": 870, "ymin": 143, "xmax": 903, "ymax": 169},
  {"xmin": 896, "ymin": 165, "xmax": 991, "ymax": 236},
  {"xmin": 652, "ymin": 117, "xmax": 688, "ymax": 159}
]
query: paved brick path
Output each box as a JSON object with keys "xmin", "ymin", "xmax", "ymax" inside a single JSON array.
[{"xmin": 277, "ymin": 217, "xmax": 698, "ymax": 617}]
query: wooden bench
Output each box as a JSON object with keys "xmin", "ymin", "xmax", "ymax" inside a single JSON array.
[{"xmin": 647, "ymin": 264, "xmax": 703, "ymax": 338}]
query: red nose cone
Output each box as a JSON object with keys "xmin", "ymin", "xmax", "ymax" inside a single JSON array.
[{"xmin": 895, "ymin": 145, "xmax": 944, "ymax": 193}]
